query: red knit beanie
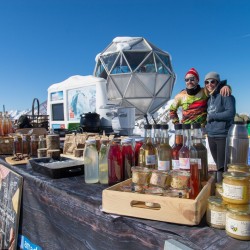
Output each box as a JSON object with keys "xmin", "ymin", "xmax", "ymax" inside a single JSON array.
[{"xmin": 185, "ymin": 68, "xmax": 199, "ymax": 81}]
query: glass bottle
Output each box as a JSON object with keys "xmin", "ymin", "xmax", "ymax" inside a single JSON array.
[
  {"xmin": 157, "ymin": 124, "xmax": 172, "ymax": 171},
  {"xmin": 13, "ymin": 136, "xmax": 22, "ymax": 155},
  {"xmin": 21, "ymin": 134, "xmax": 29, "ymax": 155},
  {"xmin": 83, "ymin": 139, "xmax": 99, "ymax": 184},
  {"xmin": 152, "ymin": 124, "xmax": 161, "ymax": 148},
  {"xmin": 0, "ymin": 112, "xmax": 3, "ymax": 136},
  {"xmin": 171, "ymin": 123, "xmax": 183, "ymax": 170},
  {"xmin": 178, "ymin": 123, "xmax": 200, "ymax": 199},
  {"xmin": 134, "ymin": 138, "xmax": 144, "ymax": 166},
  {"xmin": 139, "ymin": 124, "xmax": 157, "ymax": 169},
  {"xmin": 38, "ymin": 135, "xmax": 46, "ymax": 149},
  {"xmin": 30, "ymin": 135, "xmax": 39, "ymax": 157},
  {"xmin": 99, "ymin": 139, "xmax": 109, "ymax": 184},
  {"xmin": 2, "ymin": 112, "xmax": 9, "ymax": 136},
  {"xmin": 122, "ymin": 138, "xmax": 134, "ymax": 180},
  {"xmin": 192, "ymin": 123, "xmax": 208, "ymax": 182},
  {"xmin": 108, "ymin": 138, "xmax": 123, "ymax": 185}
]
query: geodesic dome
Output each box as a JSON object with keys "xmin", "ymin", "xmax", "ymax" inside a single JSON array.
[{"xmin": 94, "ymin": 37, "xmax": 176, "ymax": 119}]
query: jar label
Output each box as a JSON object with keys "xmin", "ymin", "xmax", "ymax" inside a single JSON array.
[
  {"xmin": 172, "ymin": 160, "xmax": 180, "ymax": 170},
  {"xmin": 226, "ymin": 215, "xmax": 250, "ymax": 237},
  {"xmin": 223, "ymin": 183, "xmax": 247, "ymax": 200},
  {"xmin": 179, "ymin": 157, "xmax": 190, "ymax": 170},
  {"xmin": 210, "ymin": 210, "xmax": 226, "ymax": 226},
  {"xmin": 146, "ymin": 155, "xmax": 156, "ymax": 165},
  {"xmin": 158, "ymin": 160, "xmax": 170, "ymax": 171}
]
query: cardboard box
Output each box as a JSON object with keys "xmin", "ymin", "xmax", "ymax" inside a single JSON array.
[{"xmin": 102, "ymin": 177, "xmax": 213, "ymax": 225}]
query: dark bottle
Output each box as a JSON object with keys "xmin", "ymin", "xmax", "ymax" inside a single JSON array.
[
  {"xmin": 134, "ymin": 138, "xmax": 144, "ymax": 166},
  {"xmin": 21, "ymin": 134, "xmax": 29, "ymax": 155},
  {"xmin": 139, "ymin": 124, "xmax": 157, "ymax": 169},
  {"xmin": 178, "ymin": 123, "xmax": 200, "ymax": 199},
  {"xmin": 192, "ymin": 123, "xmax": 208, "ymax": 182},
  {"xmin": 108, "ymin": 139, "xmax": 123, "ymax": 185},
  {"xmin": 121, "ymin": 138, "xmax": 134, "ymax": 180},
  {"xmin": 30, "ymin": 135, "xmax": 39, "ymax": 157},
  {"xmin": 157, "ymin": 124, "xmax": 172, "ymax": 171},
  {"xmin": 171, "ymin": 123, "xmax": 183, "ymax": 170}
]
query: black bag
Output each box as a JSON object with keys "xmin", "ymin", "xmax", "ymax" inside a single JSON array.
[{"xmin": 17, "ymin": 115, "xmax": 33, "ymax": 128}]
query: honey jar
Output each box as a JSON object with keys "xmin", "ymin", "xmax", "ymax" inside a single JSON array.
[
  {"xmin": 206, "ymin": 196, "xmax": 227, "ymax": 229},
  {"xmin": 215, "ymin": 182, "xmax": 223, "ymax": 198},
  {"xmin": 222, "ymin": 172, "xmax": 250, "ymax": 205},
  {"xmin": 226, "ymin": 204, "xmax": 250, "ymax": 240}
]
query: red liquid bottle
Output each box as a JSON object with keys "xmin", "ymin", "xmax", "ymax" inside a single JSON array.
[
  {"xmin": 108, "ymin": 139, "xmax": 123, "ymax": 185},
  {"xmin": 122, "ymin": 138, "xmax": 134, "ymax": 180},
  {"xmin": 171, "ymin": 124, "xmax": 183, "ymax": 170},
  {"xmin": 134, "ymin": 138, "xmax": 144, "ymax": 166}
]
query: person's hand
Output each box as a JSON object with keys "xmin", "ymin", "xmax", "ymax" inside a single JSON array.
[{"xmin": 220, "ymin": 86, "xmax": 231, "ymax": 96}]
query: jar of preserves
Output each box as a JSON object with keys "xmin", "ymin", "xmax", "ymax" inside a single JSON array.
[
  {"xmin": 149, "ymin": 170, "xmax": 169, "ymax": 188},
  {"xmin": 226, "ymin": 204, "xmax": 250, "ymax": 240},
  {"xmin": 170, "ymin": 170, "xmax": 190, "ymax": 190},
  {"xmin": 222, "ymin": 172, "xmax": 250, "ymax": 205},
  {"xmin": 131, "ymin": 167, "xmax": 151, "ymax": 186},
  {"xmin": 206, "ymin": 196, "xmax": 227, "ymax": 229},
  {"xmin": 227, "ymin": 163, "xmax": 250, "ymax": 173},
  {"xmin": 215, "ymin": 182, "xmax": 223, "ymax": 198}
]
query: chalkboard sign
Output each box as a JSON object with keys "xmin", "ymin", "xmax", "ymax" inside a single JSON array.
[{"xmin": 0, "ymin": 164, "xmax": 23, "ymax": 250}]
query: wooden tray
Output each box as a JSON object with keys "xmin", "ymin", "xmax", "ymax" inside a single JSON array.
[
  {"xmin": 102, "ymin": 177, "xmax": 214, "ymax": 226},
  {"xmin": 5, "ymin": 156, "xmax": 29, "ymax": 165}
]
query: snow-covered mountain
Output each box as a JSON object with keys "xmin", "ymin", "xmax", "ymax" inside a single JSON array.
[{"xmin": 8, "ymin": 109, "xmax": 30, "ymax": 120}]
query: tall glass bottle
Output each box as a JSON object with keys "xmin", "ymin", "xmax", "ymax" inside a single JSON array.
[
  {"xmin": 171, "ymin": 123, "xmax": 183, "ymax": 170},
  {"xmin": 21, "ymin": 134, "xmax": 29, "ymax": 155},
  {"xmin": 192, "ymin": 123, "xmax": 208, "ymax": 182},
  {"xmin": 179, "ymin": 123, "xmax": 200, "ymax": 199},
  {"xmin": 38, "ymin": 135, "xmax": 46, "ymax": 149},
  {"xmin": 157, "ymin": 124, "xmax": 172, "ymax": 171},
  {"xmin": 99, "ymin": 139, "xmax": 109, "ymax": 184},
  {"xmin": 122, "ymin": 138, "xmax": 134, "ymax": 180},
  {"xmin": 30, "ymin": 135, "xmax": 39, "ymax": 157},
  {"xmin": 13, "ymin": 136, "xmax": 22, "ymax": 155},
  {"xmin": 0, "ymin": 112, "xmax": 3, "ymax": 136},
  {"xmin": 134, "ymin": 138, "xmax": 144, "ymax": 166},
  {"xmin": 108, "ymin": 138, "xmax": 123, "ymax": 185},
  {"xmin": 152, "ymin": 124, "xmax": 161, "ymax": 148},
  {"xmin": 139, "ymin": 124, "xmax": 157, "ymax": 169},
  {"xmin": 84, "ymin": 139, "xmax": 99, "ymax": 184}
]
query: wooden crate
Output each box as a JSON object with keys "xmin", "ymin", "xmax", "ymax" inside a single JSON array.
[
  {"xmin": 102, "ymin": 177, "xmax": 213, "ymax": 225},
  {"xmin": 0, "ymin": 136, "xmax": 14, "ymax": 155}
]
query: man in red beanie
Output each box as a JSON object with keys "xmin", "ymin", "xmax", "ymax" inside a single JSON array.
[{"xmin": 169, "ymin": 67, "xmax": 230, "ymax": 127}]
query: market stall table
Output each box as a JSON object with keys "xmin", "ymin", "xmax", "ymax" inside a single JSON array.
[{"xmin": 0, "ymin": 157, "xmax": 249, "ymax": 250}]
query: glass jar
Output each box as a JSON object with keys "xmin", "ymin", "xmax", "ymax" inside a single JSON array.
[
  {"xmin": 222, "ymin": 172, "xmax": 250, "ymax": 205},
  {"xmin": 131, "ymin": 167, "xmax": 151, "ymax": 186},
  {"xmin": 206, "ymin": 196, "xmax": 227, "ymax": 229},
  {"xmin": 215, "ymin": 182, "xmax": 223, "ymax": 198},
  {"xmin": 30, "ymin": 135, "xmax": 39, "ymax": 157},
  {"xmin": 226, "ymin": 204, "xmax": 250, "ymax": 240},
  {"xmin": 149, "ymin": 170, "xmax": 169, "ymax": 188},
  {"xmin": 99, "ymin": 139, "xmax": 109, "ymax": 184},
  {"xmin": 227, "ymin": 163, "xmax": 250, "ymax": 173},
  {"xmin": 170, "ymin": 170, "xmax": 190, "ymax": 190}
]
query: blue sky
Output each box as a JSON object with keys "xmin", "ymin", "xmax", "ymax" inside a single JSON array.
[{"xmin": 0, "ymin": 0, "xmax": 249, "ymax": 115}]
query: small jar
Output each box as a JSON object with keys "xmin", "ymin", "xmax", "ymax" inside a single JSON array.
[
  {"xmin": 226, "ymin": 204, "xmax": 250, "ymax": 240},
  {"xmin": 131, "ymin": 167, "xmax": 151, "ymax": 186},
  {"xmin": 170, "ymin": 170, "xmax": 190, "ymax": 190},
  {"xmin": 222, "ymin": 172, "xmax": 250, "ymax": 205},
  {"xmin": 206, "ymin": 196, "xmax": 227, "ymax": 229},
  {"xmin": 149, "ymin": 170, "xmax": 169, "ymax": 188},
  {"xmin": 227, "ymin": 163, "xmax": 250, "ymax": 173},
  {"xmin": 215, "ymin": 182, "xmax": 223, "ymax": 198}
]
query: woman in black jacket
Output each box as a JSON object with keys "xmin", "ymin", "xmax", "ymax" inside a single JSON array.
[{"xmin": 205, "ymin": 72, "xmax": 236, "ymax": 182}]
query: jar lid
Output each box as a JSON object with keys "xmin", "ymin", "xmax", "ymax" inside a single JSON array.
[
  {"xmin": 227, "ymin": 204, "xmax": 250, "ymax": 215},
  {"xmin": 227, "ymin": 163, "xmax": 250, "ymax": 170},
  {"xmin": 170, "ymin": 170, "xmax": 190, "ymax": 177},
  {"xmin": 223, "ymin": 171, "xmax": 250, "ymax": 179},
  {"xmin": 135, "ymin": 137, "xmax": 144, "ymax": 142},
  {"xmin": 208, "ymin": 196, "xmax": 227, "ymax": 207},
  {"xmin": 131, "ymin": 166, "xmax": 151, "ymax": 173},
  {"xmin": 151, "ymin": 169, "xmax": 169, "ymax": 175}
]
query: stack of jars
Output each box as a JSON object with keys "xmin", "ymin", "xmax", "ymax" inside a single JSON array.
[{"xmin": 206, "ymin": 163, "xmax": 250, "ymax": 241}]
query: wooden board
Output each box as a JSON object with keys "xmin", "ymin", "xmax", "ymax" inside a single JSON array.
[
  {"xmin": 102, "ymin": 177, "xmax": 214, "ymax": 226},
  {"xmin": 0, "ymin": 163, "xmax": 23, "ymax": 250},
  {"xmin": 5, "ymin": 156, "xmax": 29, "ymax": 166}
]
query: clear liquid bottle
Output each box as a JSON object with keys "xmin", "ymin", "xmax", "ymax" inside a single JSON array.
[
  {"xmin": 152, "ymin": 124, "xmax": 161, "ymax": 148},
  {"xmin": 108, "ymin": 138, "xmax": 123, "ymax": 185},
  {"xmin": 171, "ymin": 123, "xmax": 183, "ymax": 170},
  {"xmin": 192, "ymin": 123, "xmax": 208, "ymax": 182},
  {"xmin": 38, "ymin": 135, "xmax": 46, "ymax": 149},
  {"xmin": 179, "ymin": 123, "xmax": 200, "ymax": 199},
  {"xmin": 122, "ymin": 138, "xmax": 134, "ymax": 180},
  {"xmin": 157, "ymin": 124, "xmax": 172, "ymax": 171},
  {"xmin": 21, "ymin": 134, "xmax": 29, "ymax": 155},
  {"xmin": 99, "ymin": 139, "xmax": 109, "ymax": 184},
  {"xmin": 13, "ymin": 136, "xmax": 22, "ymax": 155},
  {"xmin": 134, "ymin": 138, "xmax": 144, "ymax": 166},
  {"xmin": 84, "ymin": 139, "xmax": 99, "ymax": 184},
  {"xmin": 139, "ymin": 124, "xmax": 157, "ymax": 169}
]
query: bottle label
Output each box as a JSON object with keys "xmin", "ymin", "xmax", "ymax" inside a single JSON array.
[
  {"xmin": 172, "ymin": 160, "xmax": 180, "ymax": 170},
  {"xmin": 210, "ymin": 210, "xmax": 226, "ymax": 226},
  {"xmin": 146, "ymin": 155, "xmax": 156, "ymax": 165},
  {"xmin": 226, "ymin": 215, "xmax": 250, "ymax": 236},
  {"xmin": 179, "ymin": 157, "xmax": 190, "ymax": 170},
  {"xmin": 223, "ymin": 183, "xmax": 246, "ymax": 200},
  {"xmin": 158, "ymin": 160, "xmax": 170, "ymax": 171}
]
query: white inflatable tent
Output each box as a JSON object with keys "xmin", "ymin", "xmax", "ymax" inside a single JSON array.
[{"xmin": 47, "ymin": 75, "xmax": 108, "ymax": 130}]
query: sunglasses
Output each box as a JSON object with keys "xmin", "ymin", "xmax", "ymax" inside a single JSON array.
[
  {"xmin": 185, "ymin": 77, "xmax": 195, "ymax": 82},
  {"xmin": 205, "ymin": 79, "xmax": 217, "ymax": 85}
]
